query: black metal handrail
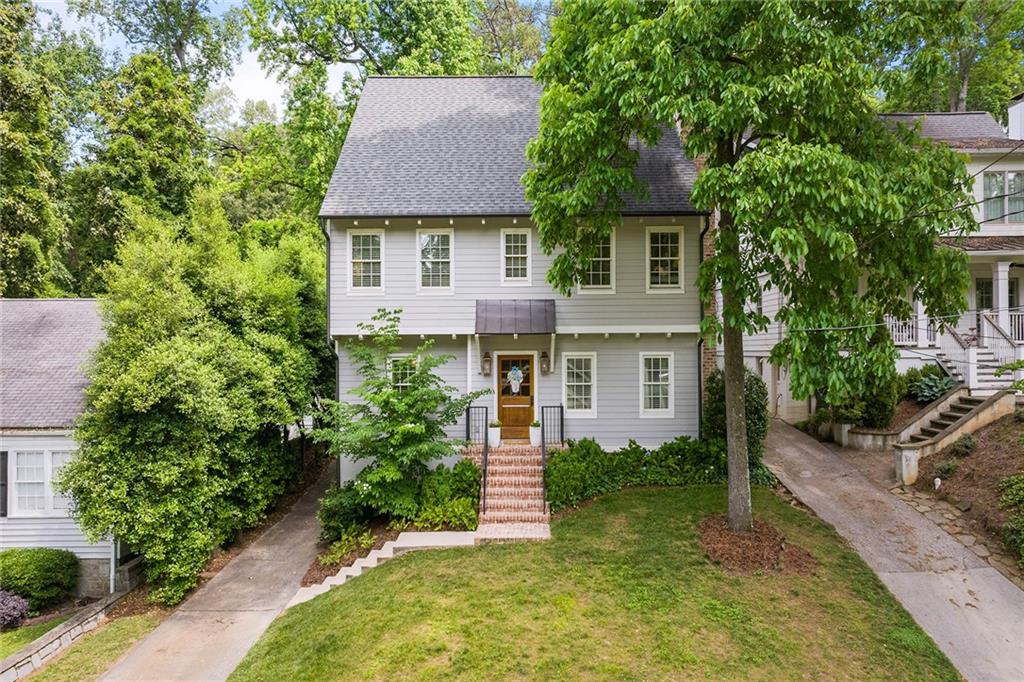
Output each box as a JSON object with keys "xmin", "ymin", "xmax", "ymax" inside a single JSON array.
[
  {"xmin": 465, "ymin": 405, "xmax": 490, "ymax": 513},
  {"xmin": 539, "ymin": 404, "xmax": 564, "ymax": 506}
]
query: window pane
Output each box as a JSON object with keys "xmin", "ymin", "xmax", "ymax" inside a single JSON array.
[
  {"xmin": 51, "ymin": 451, "xmax": 73, "ymax": 510},
  {"xmin": 390, "ymin": 358, "xmax": 415, "ymax": 391},
  {"xmin": 565, "ymin": 356, "xmax": 593, "ymax": 411},
  {"xmin": 352, "ymin": 234, "xmax": 382, "ymax": 288},
  {"xmin": 504, "ymin": 233, "xmax": 529, "ymax": 280},
  {"xmin": 649, "ymin": 232, "xmax": 680, "ymax": 286},
  {"xmin": 984, "ymin": 172, "xmax": 1005, "ymax": 222},
  {"xmin": 419, "ymin": 233, "xmax": 452, "ymax": 288},
  {"xmin": 583, "ymin": 237, "xmax": 612, "ymax": 287},
  {"xmin": 15, "ymin": 451, "xmax": 45, "ymax": 510},
  {"xmin": 642, "ymin": 356, "xmax": 671, "ymax": 411},
  {"xmin": 1008, "ymin": 172, "xmax": 1024, "ymax": 223}
]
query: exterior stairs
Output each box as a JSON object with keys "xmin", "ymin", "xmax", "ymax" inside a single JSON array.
[
  {"xmin": 936, "ymin": 349, "xmax": 1015, "ymax": 395},
  {"xmin": 904, "ymin": 394, "xmax": 984, "ymax": 444},
  {"xmin": 476, "ymin": 445, "xmax": 551, "ymax": 541}
]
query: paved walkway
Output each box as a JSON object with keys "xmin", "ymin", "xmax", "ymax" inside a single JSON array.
[
  {"xmin": 765, "ymin": 421, "xmax": 1024, "ymax": 682},
  {"xmin": 102, "ymin": 470, "xmax": 332, "ymax": 682}
]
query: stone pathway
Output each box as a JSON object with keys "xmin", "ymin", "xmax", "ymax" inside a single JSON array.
[
  {"xmin": 100, "ymin": 470, "xmax": 332, "ymax": 682},
  {"xmin": 766, "ymin": 421, "xmax": 1024, "ymax": 682},
  {"xmin": 891, "ymin": 486, "xmax": 1024, "ymax": 590}
]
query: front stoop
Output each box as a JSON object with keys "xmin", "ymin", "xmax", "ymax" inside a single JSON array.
[{"xmin": 477, "ymin": 445, "xmax": 552, "ymax": 540}]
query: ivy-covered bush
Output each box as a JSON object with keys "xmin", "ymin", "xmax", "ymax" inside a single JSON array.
[
  {"xmin": 702, "ymin": 367, "xmax": 769, "ymax": 464},
  {"xmin": 0, "ymin": 548, "xmax": 79, "ymax": 612},
  {"xmin": 0, "ymin": 590, "xmax": 29, "ymax": 629},
  {"xmin": 545, "ymin": 436, "xmax": 774, "ymax": 512}
]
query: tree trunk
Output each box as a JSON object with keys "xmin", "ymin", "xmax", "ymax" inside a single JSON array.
[
  {"xmin": 717, "ymin": 206, "xmax": 754, "ymax": 533},
  {"xmin": 950, "ymin": 48, "xmax": 972, "ymax": 112}
]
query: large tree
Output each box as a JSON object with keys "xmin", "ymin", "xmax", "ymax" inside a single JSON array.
[
  {"xmin": 0, "ymin": 1, "xmax": 62, "ymax": 296},
  {"xmin": 244, "ymin": 0, "xmax": 483, "ymax": 77},
  {"xmin": 525, "ymin": 0, "xmax": 976, "ymax": 531},
  {"xmin": 881, "ymin": 0, "xmax": 1024, "ymax": 121},
  {"xmin": 65, "ymin": 52, "xmax": 209, "ymax": 293},
  {"xmin": 69, "ymin": 0, "xmax": 242, "ymax": 93},
  {"xmin": 473, "ymin": 0, "xmax": 547, "ymax": 75}
]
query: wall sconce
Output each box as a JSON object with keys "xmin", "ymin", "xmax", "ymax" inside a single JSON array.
[
  {"xmin": 540, "ymin": 351, "xmax": 550, "ymax": 374},
  {"xmin": 481, "ymin": 351, "xmax": 492, "ymax": 376}
]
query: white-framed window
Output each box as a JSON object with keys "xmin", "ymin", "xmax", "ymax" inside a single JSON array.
[
  {"xmin": 500, "ymin": 228, "xmax": 531, "ymax": 285},
  {"xmin": 646, "ymin": 226, "xmax": 684, "ymax": 293},
  {"xmin": 8, "ymin": 448, "xmax": 75, "ymax": 516},
  {"xmin": 639, "ymin": 352, "xmax": 674, "ymax": 417},
  {"xmin": 388, "ymin": 355, "xmax": 415, "ymax": 391},
  {"xmin": 562, "ymin": 352, "xmax": 597, "ymax": 418},
  {"xmin": 580, "ymin": 229, "xmax": 615, "ymax": 293},
  {"xmin": 349, "ymin": 229, "xmax": 384, "ymax": 291},
  {"xmin": 416, "ymin": 229, "xmax": 453, "ymax": 291},
  {"xmin": 984, "ymin": 171, "xmax": 1024, "ymax": 224}
]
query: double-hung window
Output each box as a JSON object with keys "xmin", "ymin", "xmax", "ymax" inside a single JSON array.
[
  {"xmin": 389, "ymin": 356, "xmax": 416, "ymax": 392},
  {"xmin": 6, "ymin": 448, "xmax": 76, "ymax": 516},
  {"xmin": 646, "ymin": 227, "xmax": 683, "ymax": 293},
  {"xmin": 417, "ymin": 229, "xmax": 452, "ymax": 291},
  {"xmin": 983, "ymin": 171, "xmax": 1024, "ymax": 224},
  {"xmin": 580, "ymin": 230, "xmax": 615, "ymax": 292},
  {"xmin": 562, "ymin": 353, "xmax": 596, "ymax": 418},
  {"xmin": 501, "ymin": 228, "xmax": 531, "ymax": 285},
  {"xmin": 350, "ymin": 230, "xmax": 383, "ymax": 291},
  {"xmin": 639, "ymin": 353, "xmax": 674, "ymax": 417}
]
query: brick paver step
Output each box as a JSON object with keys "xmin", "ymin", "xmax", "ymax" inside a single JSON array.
[
  {"xmin": 486, "ymin": 475, "xmax": 544, "ymax": 487},
  {"xmin": 483, "ymin": 487, "xmax": 544, "ymax": 498},
  {"xmin": 479, "ymin": 510, "xmax": 551, "ymax": 524},
  {"xmin": 487, "ymin": 464, "xmax": 543, "ymax": 476}
]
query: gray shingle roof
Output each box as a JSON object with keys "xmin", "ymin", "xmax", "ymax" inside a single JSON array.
[
  {"xmin": 1, "ymin": 299, "xmax": 103, "ymax": 429},
  {"xmin": 880, "ymin": 112, "xmax": 1007, "ymax": 142},
  {"xmin": 320, "ymin": 76, "xmax": 699, "ymax": 218}
]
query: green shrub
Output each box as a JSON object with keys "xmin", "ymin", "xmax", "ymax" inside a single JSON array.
[
  {"xmin": 1002, "ymin": 516, "xmax": 1024, "ymax": 566},
  {"xmin": 832, "ymin": 400, "xmax": 865, "ymax": 425},
  {"xmin": 415, "ymin": 498, "xmax": 478, "ymax": 530},
  {"xmin": 544, "ymin": 436, "xmax": 770, "ymax": 512},
  {"xmin": 999, "ymin": 474, "xmax": 1024, "ymax": 512},
  {"xmin": 318, "ymin": 483, "xmax": 372, "ymax": 543},
  {"xmin": 318, "ymin": 527, "xmax": 375, "ymax": 567},
  {"xmin": 702, "ymin": 368, "xmax": 769, "ymax": 464},
  {"xmin": 0, "ymin": 548, "xmax": 79, "ymax": 612},
  {"xmin": 949, "ymin": 434, "xmax": 977, "ymax": 458},
  {"xmin": 910, "ymin": 374, "xmax": 958, "ymax": 404},
  {"xmin": 1014, "ymin": 407, "xmax": 1024, "ymax": 423},
  {"xmin": 420, "ymin": 461, "xmax": 480, "ymax": 509},
  {"xmin": 934, "ymin": 459, "xmax": 959, "ymax": 479},
  {"xmin": 860, "ymin": 370, "xmax": 902, "ymax": 429},
  {"xmin": 899, "ymin": 367, "xmax": 921, "ymax": 399}
]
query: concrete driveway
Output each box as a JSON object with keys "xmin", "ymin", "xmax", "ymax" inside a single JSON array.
[
  {"xmin": 101, "ymin": 470, "xmax": 332, "ymax": 682},
  {"xmin": 766, "ymin": 421, "xmax": 1024, "ymax": 682}
]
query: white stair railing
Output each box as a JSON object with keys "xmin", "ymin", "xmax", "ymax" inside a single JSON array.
[
  {"xmin": 1010, "ymin": 310, "xmax": 1024, "ymax": 343},
  {"xmin": 981, "ymin": 313, "xmax": 1024, "ymax": 385},
  {"xmin": 938, "ymin": 322, "xmax": 976, "ymax": 387}
]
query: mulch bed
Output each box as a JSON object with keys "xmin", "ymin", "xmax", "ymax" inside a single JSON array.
[
  {"xmin": 301, "ymin": 521, "xmax": 402, "ymax": 587},
  {"xmin": 20, "ymin": 598, "xmax": 96, "ymax": 628},
  {"xmin": 699, "ymin": 514, "xmax": 817, "ymax": 575},
  {"xmin": 105, "ymin": 584, "xmax": 173, "ymax": 620},
  {"xmin": 916, "ymin": 414, "xmax": 1024, "ymax": 545}
]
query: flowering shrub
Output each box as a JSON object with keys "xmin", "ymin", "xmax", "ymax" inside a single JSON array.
[{"xmin": 0, "ymin": 590, "xmax": 29, "ymax": 630}]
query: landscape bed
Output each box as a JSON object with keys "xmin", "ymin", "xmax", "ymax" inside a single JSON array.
[{"xmin": 231, "ymin": 486, "xmax": 958, "ymax": 681}]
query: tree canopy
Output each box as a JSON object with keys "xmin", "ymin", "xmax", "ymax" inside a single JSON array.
[{"xmin": 525, "ymin": 0, "xmax": 978, "ymax": 529}]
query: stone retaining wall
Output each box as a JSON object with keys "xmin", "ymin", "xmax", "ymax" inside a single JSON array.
[{"xmin": 0, "ymin": 589, "xmax": 128, "ymax": 681}]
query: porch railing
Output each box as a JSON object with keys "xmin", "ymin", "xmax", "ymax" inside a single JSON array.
[
  {"xmin": 465, "ymin": 405, "xmax": 490, "ymax": 513},
  {"xmin": 981, "ymin": 313, "xmax": 1024, "ymax": 383},
  {"xmin": 1011, "ymin": 311, "xmax": 1024, "ymax": 343},
  {"xmin": 885, "ymin": 316, "xmax": 918, "ymax": 346},
  {"xmin": 539, "ymin": 404, "xmax": 564, "ymax": 506}
]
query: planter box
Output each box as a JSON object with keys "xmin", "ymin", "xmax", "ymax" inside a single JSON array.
[
  {"xmin": 529, "ymin": 426, "xmax": 541, "ymax": 447},
  {"xmin": 487, "ymin": 427, "xmax": 501, "ymax": 448}
]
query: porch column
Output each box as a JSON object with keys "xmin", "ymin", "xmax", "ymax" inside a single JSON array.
[
  {"xmin": 913, "ymin": 299, "xmax": 928, "ymax": 347},
  {"xmin": 994, "ymin": 261, "xmax": 1011, "ymax": 331}
]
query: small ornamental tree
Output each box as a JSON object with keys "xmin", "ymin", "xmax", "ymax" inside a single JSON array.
[
  {"xmin": 524, "ymin": 1, "xmax": 976, "ymax": 531},
  {"xmin": 314, "ymin": 309, "xmax": 489, "ymax": 519}
]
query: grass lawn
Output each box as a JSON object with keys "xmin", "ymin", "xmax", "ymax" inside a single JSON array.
[
  {"xmin": 231, "ymin": 486, "xmax": 959, "ymax": 681},
  {"xmin": 0, "ymin": 616, "xmax": 70, "ymax": 659},
  {"xmin": 28, "ymin": 614, "xmax": 162, "ymax": 682}
]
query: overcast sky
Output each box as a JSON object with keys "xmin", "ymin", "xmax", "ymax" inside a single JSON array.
[{"xmin": 35, "ymin": 0, "xmax": 289, "ymax": 114}]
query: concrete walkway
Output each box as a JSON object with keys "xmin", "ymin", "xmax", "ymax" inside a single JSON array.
[
  {"xmin": 101, "ymin": 471, "xmax": 332, "ymax": 682},
  {"xmin": 766, "ymin": 421, "xmax": 1024, "ymax": 682}
]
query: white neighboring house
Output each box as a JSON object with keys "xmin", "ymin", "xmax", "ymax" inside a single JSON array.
[
  {"xmin": 0, "ymin": 298, "xmax": 136, "ymax": 596},
  {"xmin": 739, "ymin": 101, "xmax": 1024, "ymax": 420}
]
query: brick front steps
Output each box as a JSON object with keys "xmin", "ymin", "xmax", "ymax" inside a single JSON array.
[{"xmin": 476, "ymin": 444, "xmax": 551, "ymax": 535}]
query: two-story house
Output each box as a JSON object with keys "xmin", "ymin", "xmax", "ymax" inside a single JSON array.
[
  {"xmin": 321, "ymin": 76, "xmax": 708, "ymax": 487},
  {"xmin": 743, "ymin": 99, "xmax": 1024, "ymax": 421}
]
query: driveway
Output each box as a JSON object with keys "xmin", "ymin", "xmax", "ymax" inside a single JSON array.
[
  {"xmin": 766, "ymin": 421, "xmax": 1024, "ymax": 682},
  {"xmin": 101, "ymin": 469, "xmax": 332, "ymax": 682}
]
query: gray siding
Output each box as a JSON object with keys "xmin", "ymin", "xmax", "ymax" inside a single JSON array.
[
  {"xmin": 336, "ymin": 333, "xmax": 700, "ymax": 462},
  {"xmin": 0, "ymin": 517, "xmax": 112, "ymax": 560},
  {"xmin": 329, "ymin": 216, "xmax": 703, "ymax": 336}
]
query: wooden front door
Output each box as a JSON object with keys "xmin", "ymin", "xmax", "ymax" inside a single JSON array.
[{"xmin": 498, "ymin": 355, "xmax": 534, "ymax": 439}]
